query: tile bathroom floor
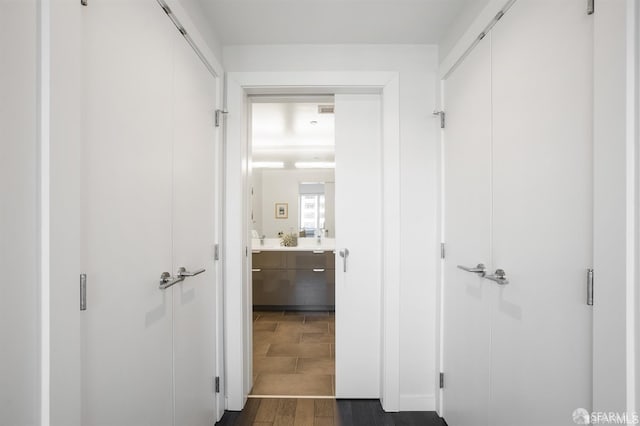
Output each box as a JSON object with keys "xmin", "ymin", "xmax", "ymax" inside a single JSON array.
[{"xmin": 251, "ymin": 310, "xmax": 335, "ymax": 397}]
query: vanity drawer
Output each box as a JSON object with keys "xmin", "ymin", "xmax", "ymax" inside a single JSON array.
[
  {"xmin": 252, "ymin": 270, "xmax": 296, "ymax": 306},
  {"xmin": 291, "ymin": 270, "xmax": 335, "ymax": 305},
  {"xmin": 287, "ymin": 251, "xmax": 335, "ymax": 270},
  {"xmin": 252, "ymin": 269, "xmax": 335, "ymax": 307},
  {"xmin": 252, "ymin": 250, "xmax": 287, "ymax": 269}
]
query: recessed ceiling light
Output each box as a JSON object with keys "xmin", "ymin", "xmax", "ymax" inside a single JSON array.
[
  {"xmin": 253, "ymin": 161, "xmax": 285, "ymax": 169},
  {"xmin": 310, "ymin": 120, "xmax": 318, "ymax": 125},
  {"xmin": 294, "ymin": 162, "xmax": 335, "ymax": 169}
]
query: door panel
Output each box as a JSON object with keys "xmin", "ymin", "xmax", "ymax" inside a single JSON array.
[
  {"xmin": 82, "ymin": 2, "xmax": 219, "ymax": 425},
  {"xmin": 0, "ymin": 2, "xmax": 39, "ymax": 424},
  {"xmin": 81, "ymin": 2, "xmax": 175, "ymax": 425},
  {"xmin": 489, "ymin": 1, "xmax": 593, "ymax": 424},
  {"xmin": 442, "ymin": 38, "xmax": 493, "ymax": 426},
  {"xmin": 334, "ymin": 94, "xmax": 382, "ymax": 398},
  {"xmin": 171, "ymin": 28, "xmax": 218, "ymax": 426},
  {"xmin": 443, "ymin": 2, "xmax": 593, "ymax": 424}
]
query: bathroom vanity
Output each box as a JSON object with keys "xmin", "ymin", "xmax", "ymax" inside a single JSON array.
[{"xmin": 251, "ymin": 238, "xmax": 335, "ymax": 311}]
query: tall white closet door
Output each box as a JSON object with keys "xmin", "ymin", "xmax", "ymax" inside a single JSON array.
[
  {"xmin": 489, "ymin": 1, "xmax": 593, "ymax": 424},
  {"xmin": 171, "ymin": 29, "xmax": 218, "ymax": 426},
  {"xmin": 442, "ymin": 38, "xmax": 493, "ymax": 426},
  {"xmin": 81, "ymin": 2, "xmax": 175, "ymax": 425},
  {"xmin": 334, "ymin": 93, "xmax": 382, "ymax": 398},
  {"xmin": 0, "ymin": 2, "xmax": 39, "ymax": 425}
]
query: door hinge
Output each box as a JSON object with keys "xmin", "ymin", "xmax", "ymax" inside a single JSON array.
[
  {"xmin": 214, "ymin": 244, "xmax": 220, "ymax": 261},
  {"xmin": 587, "ymin": 0, "xmax": 594, "ymax": 15},
  {"xmin": 439, "ymin": 372, "xmax": 445, "ymax": 389},
  {"xmin": 433, "ymin": 110, "xmax": 445, "ymax": 129},
  {"xmin": 215, "ymin": 376, "xmax": 220, "ymax": 393},
  {"xmin": 80, "ymin": 273, "xmax": 87, "ymax": 311},
  {"xmin": 215, "ymin": 109, "xmax": 228, "ymax": 128},
  {"xmin": 440, "ymin": 243, "xmax": 446, "ymax": 259},
  {"xmin": 587, "ymin": 268, "xmax": 594, "ymax": 306}
]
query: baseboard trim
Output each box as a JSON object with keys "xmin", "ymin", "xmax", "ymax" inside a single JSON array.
[{"xmin": 399, "ymin": 394, "xmax": 436, "ymax": 411}]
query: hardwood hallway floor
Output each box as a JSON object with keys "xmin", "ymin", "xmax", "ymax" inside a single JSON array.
[{"xmin": 215, "ymin": 398, "xmax": 446, "ymax": 426}]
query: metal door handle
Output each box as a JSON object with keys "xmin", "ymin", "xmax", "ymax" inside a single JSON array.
[
  {"xmin": 339, "ymin": 248, "xmax": 349, "ymax": 273},
  {"xmin": 159, "ymin": 272, "xmax": 184, "ymax": 290},
  {"xmin": 457, "ymin": 263, "xmax": 486, "ymax": 277},
  {"xmin": 483, "ymin": 269, "xmax": 509, "ymax": 285},
  {"xmin": 159, "ymin": 267, "xmax": 206, "ymax": 290},
  {"xmin": 177, "ymin": 267, "xmax": 205, "ymax": 277}
]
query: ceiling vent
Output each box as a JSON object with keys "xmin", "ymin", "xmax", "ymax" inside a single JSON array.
[{"xmin": 318, "ymin": 104, "xmax": 335, "ymax": 114}]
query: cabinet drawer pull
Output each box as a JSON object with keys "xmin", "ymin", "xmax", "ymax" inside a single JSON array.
[
  {"xmin": 252, "ymin": 269, "xmax": 261, "ymax": 272},
  {"xmin": 313, "ymin": 269, "xmax": 325, "ymax": 272},
  {"xmin": 313, "ymin": 250, "xmax": 325, "ymax": 254}
]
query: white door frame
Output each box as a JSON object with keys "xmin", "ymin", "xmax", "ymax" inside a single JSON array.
[{"xmin": 223, "ymin": 71, "xmax": 401, "ymax": 412}]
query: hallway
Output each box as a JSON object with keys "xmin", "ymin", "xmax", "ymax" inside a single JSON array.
[
  {"xmin": 215, "ymin": 398, "xmax": 445, "ymax": 426},
  {"xmin": 3, "ymin": 1, "xmax": 638, "ymax": 425}
]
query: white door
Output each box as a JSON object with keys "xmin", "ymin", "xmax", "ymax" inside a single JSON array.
[
  {"xmin": 0, "ymin": 2, "xmax": 39, "ymax": 424},
  {"xmin": 441, "ymin": 37, "xmax": 493, "ymax": 426},
  {"xmin": 171, "ymin": 21, "xmax": 218, "ymax": 426},
  {"xmin": 334, "ymin": 93, "xmax": 382, "ymax": 398},
  {"xmin": 442, "ymin": 1, "xmax": 593, "ymax": 425},
  {"xmin": 489, "ymin": 1, "xmax": 593, "ymax": 424},
  {"xmin": 82, "ymin": 2, "xmax": 219, "ymax": 424},
  {"xmin": 81, "ymin": 2, "xmax": 174, "ymax": 424}
]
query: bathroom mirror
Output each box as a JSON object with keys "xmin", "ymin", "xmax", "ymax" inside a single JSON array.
[
  {"xmin": 250, "ymin": 97, "xmax": 335, "ymax": 238},
  {"xmin": 251, "ymin": 172, "xmax": 335, "ymax": 238}
]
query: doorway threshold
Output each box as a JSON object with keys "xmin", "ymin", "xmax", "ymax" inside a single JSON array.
[{"xmin": 248, "ymin": 394, "xmax": 335, "ymax": 399}]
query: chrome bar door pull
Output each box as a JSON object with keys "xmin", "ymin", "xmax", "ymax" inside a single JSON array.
[
  {"xmin": 339, "ymin": 248, "xmax": 350, "ymax": 273},
  {"xmin": 80, "ymin": 273, "xmax": 87, "ymax": 311},
  {"xmin": 177, "ymin": 267, "xmax": 206, "ymax": 278},
  {"xmin": 587, "ymin": 268, "xmax": 594, "ymax": 306},
  {"xmin": 483, "ymin": 269, "xmax": 509, "ymax": 285},
  {"xmin": 457, "ymin": 263, "xmax": 486, "ymax": 277}
]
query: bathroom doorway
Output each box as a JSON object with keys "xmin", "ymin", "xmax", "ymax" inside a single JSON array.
[{"xmin": 249, "ymin": 97, "xmax": 337, "ymax": 397}]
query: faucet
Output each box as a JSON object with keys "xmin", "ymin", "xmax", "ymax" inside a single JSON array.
[
  {"xmin": 260, "ymin": 235, "xmax": 265, "ymax": 246},
  {"xmin": 316, "ymin": 230, "xmax": 322, "ymax": 244}
]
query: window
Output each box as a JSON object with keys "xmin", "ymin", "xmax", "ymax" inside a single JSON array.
[{"xmin": 299, "ymin": 183, "xmax": 325, "ymax": 236}]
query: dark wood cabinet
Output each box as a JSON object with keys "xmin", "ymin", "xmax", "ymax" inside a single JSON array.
[{"xmin": 252, "ymin": 250, "xmax": 335, "ymax": 311}]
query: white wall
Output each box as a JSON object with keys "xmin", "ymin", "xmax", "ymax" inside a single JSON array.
[
  {"xmin": 0, "ymin": 2, "xmax": 39, "ymax": 424},
  {"xmin": 438, "ymin": 0, "xmax": 491, "ymax": 63},
  {"xmin": 224, "ymin": 45, "xmax": 440, "ymax": 409},
  {"xmin": 256, "ymin": 169, "xmax": 334, "ymax": 238},
  {"xmin": 176, "ymin": 0, "xmax": 223, "ymax": 60}
]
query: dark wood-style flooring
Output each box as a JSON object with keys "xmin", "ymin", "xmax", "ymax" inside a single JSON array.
[{"xmin": 215, "ymin": 398, "xmax": 445, "ymax": 426}]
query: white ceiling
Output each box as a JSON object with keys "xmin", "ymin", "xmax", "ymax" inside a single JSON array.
[
  {"xmin": 197, "ymin": 0, "xmax": 485, "ymax": 46},
  {"xmin": 251, "ymin": 100, "xmax": 335, "ymax": 167}
]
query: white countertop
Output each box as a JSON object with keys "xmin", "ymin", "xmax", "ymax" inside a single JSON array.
[{"xmin": 251, "ymin": 237, "xmax": 335, "ymax": 252}]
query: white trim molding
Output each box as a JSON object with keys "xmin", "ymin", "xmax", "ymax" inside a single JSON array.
[
  {"xmin": 399, "ymin": 394, "xmax": 436, "ymax": 412},
  {"xmin": 223, "ymin": 71, "xmax": 401, "ymax": 412}
]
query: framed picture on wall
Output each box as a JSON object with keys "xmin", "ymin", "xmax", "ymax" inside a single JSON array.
[{"xmin": 275, "ymin": 203, "xmax": 288, "ymax": 219}]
